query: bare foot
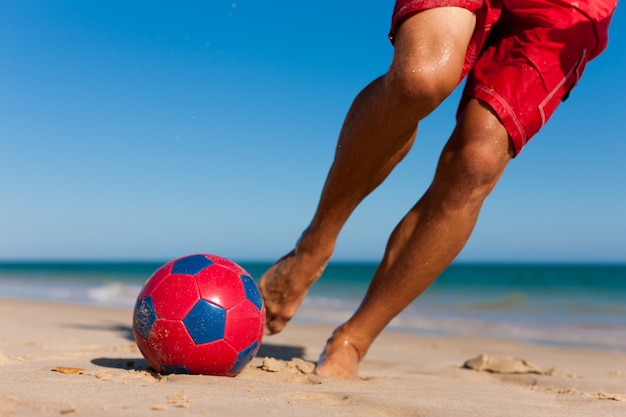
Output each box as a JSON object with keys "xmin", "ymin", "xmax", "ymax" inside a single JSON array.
[
  {"xmin": 314, "ymin": 330, "xmax": 362, "ymax": 380},
  {"xmin": 258, "ymin": 249, "xmax": 328, "ymax": 334}
]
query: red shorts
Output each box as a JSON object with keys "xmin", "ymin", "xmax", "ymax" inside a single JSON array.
[{"xmin": 390, "ymin": 0, "xmax": 616, "ymax": 155}]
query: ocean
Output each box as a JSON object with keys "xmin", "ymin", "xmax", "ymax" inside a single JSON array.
[{"xmin": 1, "ymin": 260, "xmax": 624, "ymax": 352}]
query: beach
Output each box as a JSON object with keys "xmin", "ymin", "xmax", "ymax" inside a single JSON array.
[{"xmin": 1, "ymin": 297, "xmax": 624, "ymax": 417}]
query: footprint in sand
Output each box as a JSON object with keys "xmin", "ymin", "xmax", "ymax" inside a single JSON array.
[
  {"xmin": 0, "ymin": 351, "xmax": 13, "ymax": 365},
  {"xmin": 287, "ymin": 392, "xmax": 420, "ymax": 416},
  {"xmin": 0, "ymin": 392, "xmax": 22, "ymax": 415},
  {"xmin": 463, "ymin": 354, "xmax": 554, "ymax": 375},
  {"xmin": 260, "ymin": 357, "xmax": 316, "ymax": 374},
  {"xmin": 257, "ymin": 357, "xmax": 322, "ymax": 384}
]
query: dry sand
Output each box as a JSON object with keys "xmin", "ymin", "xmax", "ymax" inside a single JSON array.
[{"xmin": 0, "ymin": 297, "xmax": 624, "ymax": 416}]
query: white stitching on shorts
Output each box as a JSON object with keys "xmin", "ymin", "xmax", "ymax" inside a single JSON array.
[
  {"xmin": 538, "ymin": 48, "xmax": 587, "ymax": 128},
  {"xmin": 476, "ymin": 84, "xmax": 527, "ymax": 146}
]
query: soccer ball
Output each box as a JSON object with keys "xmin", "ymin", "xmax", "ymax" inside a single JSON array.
[{"xmin": 132, "ymin": 254, "xmax": 265, "ymax": 376}]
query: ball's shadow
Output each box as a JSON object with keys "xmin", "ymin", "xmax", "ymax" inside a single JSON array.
[
  {"xmin": 256, "ymin": 343, "xmax": 306, "ymax": 361},
  {"xmin": 90, "ymin": 357, "xmax": 170, "ymax": 380},
  {"xmin": 91, "ymin": 342, "xmax": 307, "ymax": 372},
  {"xmin": 91, "ymin": 357, "xmax": 150, "ymax": 371}
]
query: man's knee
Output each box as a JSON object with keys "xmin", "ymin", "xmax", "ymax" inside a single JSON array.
[
  {"xmin": 384, "ymin": 62, "xmax": 459, "ymax": 116},
  {"xmin": 454, "ymin": 140, "xmax": 508, "ymax": 192},
  {"xmin": 433, "ymin": 111, "xmax": 513, "ymax": 210}
]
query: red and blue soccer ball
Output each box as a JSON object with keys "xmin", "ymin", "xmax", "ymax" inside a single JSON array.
[{"xmin": 132, "ymin": 254, "xmax": 265, "ymax": 376}]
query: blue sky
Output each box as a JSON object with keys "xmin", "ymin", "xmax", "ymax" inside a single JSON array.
[{"xmin": 1, "ymin": 1, "xmax": 625, "ymax": 262}]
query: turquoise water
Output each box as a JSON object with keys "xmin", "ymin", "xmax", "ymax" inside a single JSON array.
[{"xmin": 1, "ymin": 260, "xmax": 624, "ymax": 351}]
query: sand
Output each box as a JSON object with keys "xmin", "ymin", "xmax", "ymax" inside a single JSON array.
[{"xmin": 0, "ymin": 297, "xmax": 624, "ymax": 417}]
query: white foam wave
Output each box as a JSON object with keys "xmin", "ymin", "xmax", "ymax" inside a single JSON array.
[
  {"xmin": 295, "ymin": 296, "xmax": 626, "ymax": 352},
  {"xmin": 87, "ymin": 282, "xmax": 142, "ymax": 307}
]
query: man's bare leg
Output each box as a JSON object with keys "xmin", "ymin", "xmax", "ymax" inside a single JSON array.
[
  {"xmin": 259, "ymin": 8, "xmax": 477, "ymax": 335},
  {"xmin": 315, "ymin": 99, "xmax": 515, "ymax": 379}
]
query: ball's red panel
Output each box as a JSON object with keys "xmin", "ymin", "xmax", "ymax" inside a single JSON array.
[
  {"xmin": 134, "ymin": 333, "xmax": 161, "ymax": 372},
  {"xmin": 196, "ymin": 264, "xmax": 245, "ymax": 309},
  {"xmin": 205, "ymin": 254, "xmax": 249, "ymax": 276},
  {"xmin": 151, "ymin": 274, "xmax": 200, "ymax": 320},
  {"xmin": 224, "ymin": 299, "xmax": 264, "ymax": 351},
  {"xmin": 137, "ymin": 260, "xmax": 174, "ymax": 300},
  {"xmin": 147, "ymin": 319, "xmax": 196, "ymax": 368},
  {"xmin": 185, "ymin": 339, "xmax": 239, "ymax": 376}
]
